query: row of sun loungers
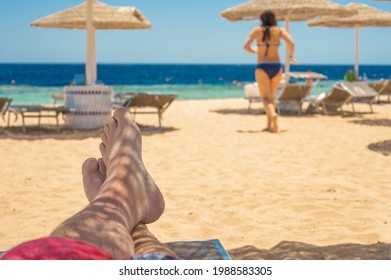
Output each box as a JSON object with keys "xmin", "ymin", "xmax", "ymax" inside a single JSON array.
[
  {"xmin": 244, "ymin": 79, "xmax": 390, "ymax": 115},
  {"xmin": 1, "ymin": 93, "xmax": 178, "ymax": 132},
  {"xmin": 1, "ymin": 79, "xmax": 390, "ymax": 132}
]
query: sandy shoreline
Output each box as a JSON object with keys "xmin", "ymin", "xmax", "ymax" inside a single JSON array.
[{"xmin": 0, "ymin": 98, "xmax": 390, "ymax": 259}]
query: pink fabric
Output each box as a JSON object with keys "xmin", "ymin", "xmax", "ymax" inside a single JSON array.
[{"xmin": 0, "ymin": 237, "xmax": 113, "ymax": 260}]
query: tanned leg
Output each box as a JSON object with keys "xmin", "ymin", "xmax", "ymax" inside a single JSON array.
[
  {"xmin": 50, "ymin": 108, "xmax": 165, "ymax": 259},
  {"xmin": 256, "ymin": 69, "xmax": 274, "ymax": 131},
  {"xmin": 270, "ymin": 70, "xmax": 282, "ymax": 133},
  {"xmin": 82, "ymin": 156, "xmax": 177, "ymax": 258},
  {"xmin": 131, "ymin": 223, "xmax": 178, "ymax": 257}
]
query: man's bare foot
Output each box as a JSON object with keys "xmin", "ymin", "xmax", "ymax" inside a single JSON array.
[
  {"xmin": 82, "ymin": 158, "xmax": 106, "ymax": 202},
  {"xmin": 95, "ymin": 108, "xmax": 165, "ymax": 227},
  {"xmin": 271, "ymin": 114, "xmax": 279, "ymax": 133},
  {"xmin": 82, "ymin": 162, "xmax": 178, "ymax": 259}
]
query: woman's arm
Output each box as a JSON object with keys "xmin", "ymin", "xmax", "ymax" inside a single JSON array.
[
  {"xmin": 280, "ymin": 28, "xmax": 298, "ymax": 64},
  {"xmin": 243, "ymin": 28, "xmax": 259, "ymax": 54}
]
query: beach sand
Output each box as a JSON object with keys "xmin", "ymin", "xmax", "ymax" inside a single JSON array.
[{"xmin": 0, "ymin": 98, "xmax": 390, "ymax": 259}]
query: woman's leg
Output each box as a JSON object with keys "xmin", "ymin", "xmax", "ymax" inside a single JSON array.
[
  {"xmin": 82, "ymin": 157, "xmax": 178, "ymax": 258},
  {"xmin": 256, "ymin": 69, "xmax": 275, "ymax": 131},
  {"xmin": 50, "ymin": 108, "xmax": 165, "ymax": 260},
  {"xmin": 269, "ymin": 70, "xmax": 282, "ymax": 133}
]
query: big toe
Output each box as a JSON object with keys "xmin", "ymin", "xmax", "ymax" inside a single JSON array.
[
  {"xmin": 113, "ymin": 108, "xmax": 132, "ymax": 123},
  {"xmin": 113, "ymin": 108, "xmax": 140, "ymax": 132},
  {"xmin": 82, "ymin": 158, "xmax": 101, "ymax": 202},
  {"xmin": 82, "ymin": 158, "xmax": 99, "ymax": 177}
]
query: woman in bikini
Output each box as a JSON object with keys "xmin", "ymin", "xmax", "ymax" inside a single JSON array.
[{"xmin": 244, "ymin": 10, "xmax": 297, "ymax": 133}]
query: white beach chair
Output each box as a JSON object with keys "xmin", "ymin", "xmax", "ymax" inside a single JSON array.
[
  {"xmin": 243, "ymin": 72, "xmax": 327, "ymax": 114},
  {"xmin": 368, "ymin": 79, "xmax": 391, "ymax": 102},
  {"xmin": 339, "ymin": 82, "xmax": 379, "ymax": 113},
  {"xmin": 243, "ymin": 82, "xmax": 286, "ymax": 110},
  {"xmin": 243, "ymin": 83, "xmax": 261, "ymax": 109},
  {"xmin": 276, "ymin": 84, "xmax": 313, "ymax": 115},
  {"xmin": 307, "ymin": 85, "xmax": 352, "ymax": 115}
]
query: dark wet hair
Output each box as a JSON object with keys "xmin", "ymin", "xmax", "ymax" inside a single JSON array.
[{"xmin": 260, "ymin": 10, "xmax": 277, "ymax": 42}]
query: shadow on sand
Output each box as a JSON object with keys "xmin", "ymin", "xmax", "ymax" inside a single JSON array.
[
  {"xmin": 0, "ymin": 123, "xmax": 178, "ymax": 140},
  {"xmin": 349, "ymin": 118, "xmax": 391, "ymax": 127},
  {"xmin": 367, "ymin": 140, "xmax": 391, "ymax": 156},
  {"xmin": 211, "ymin": 108, "xmax": 265, "ymax": 116},
  {"xmin": 227, "ymin": 241, "xmax": 390, "ymax": 260}
]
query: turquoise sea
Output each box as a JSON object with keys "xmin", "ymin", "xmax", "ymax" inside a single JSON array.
[
  {"xmin": 0, "ymin": 83, "xmax": 339, "ymax": 106},
  {"xmin": 0, "ymin": 64, "xmax": 390, "ymax": 105}
]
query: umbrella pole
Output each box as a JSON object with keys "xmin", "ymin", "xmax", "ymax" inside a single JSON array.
[
  {"xmin": 86, "ymin": 0, "xmax": 96, "ymax": 86},
  {"xmin": 354, "ymin": 25, "xmax": 359, "ymax": 79}
]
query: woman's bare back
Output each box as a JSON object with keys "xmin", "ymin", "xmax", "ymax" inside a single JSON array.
[{"xmin": 255, "ymin": 26, "xmax": 282, "ymax": 62}]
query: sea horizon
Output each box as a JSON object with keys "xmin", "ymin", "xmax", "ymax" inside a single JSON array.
[
  {"xmin": 2, "ymin": 62, "xmax": 391, "ymax": 66},
  {"xmin": 1, "ymin": 63, "xmax": 390, "ymax": 105}
]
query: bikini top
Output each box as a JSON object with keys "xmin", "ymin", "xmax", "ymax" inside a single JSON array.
[{"xmin": 257, "ymin": 27, "xmax": 282, "ymax": 57}]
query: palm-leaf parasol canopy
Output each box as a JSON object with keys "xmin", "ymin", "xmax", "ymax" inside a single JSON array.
[
  {"xmin": 221, "ymin": 0, "xmax": 355, "ymax": 22},
  {"xmin": 308, "ymin": 3, "xmax": 391, "ymax": 77},
  {"xmin": 220, "ymin": 0, "xmax": 356, "ymax": 74},
  {"xmin": 31, "ymin": 0, "xmax": 152, "ymax": 85}
]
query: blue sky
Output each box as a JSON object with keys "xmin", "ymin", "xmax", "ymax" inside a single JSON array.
[{"xmin": 0, "ymin": 0, "xmax": 390, "ymax": 65}]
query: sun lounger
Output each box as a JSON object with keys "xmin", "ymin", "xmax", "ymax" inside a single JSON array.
[
  {"xmin": 368, "ymin": 79, "xmax": 391, "ymax": 102},
  {"xmin": 0, "ymin": 239, "xmax": 230, "ymax": 260},
  {"xmin": 243, "ymin": 82, "xmax": 286, "ymax": 110},
  {"xmin": 113, "ymin": 93, "xmax": 177, "ymax": 128},
  {"xmin": 165, "ymin": 239, "xmax": 231, "ymax": 260},
  {"xmin": 243, "ymin": 83, "xmax": 312, "ymax": 114},
  {"xmin": 306, "ymin": 85, "xmax": 352, "ymax": 115},
  {"xmin": 307, "ymin": 82, "xmax": 378, "ymax": 115},
  {"xmin": 276, "ymin": 84, "xmax": 313, "ymax": 115},
  {"xmin": 242, "ymin": 72, "xmax": 327, "ymax": 112},
  {"xmin": 0, "ymin": 97, "xmax": 12, "ymax": 123},
  {"xmin": 114, "ymin": 92, "xmax": 149, "ymax": 103},
  {"xmin": 243, "ymin": 83, "xmax": 262, "ymax": 109},
  {"xmin": 339, "ymin": 82, "xmax": 379, "ymax": 113},
  {"xmin": 7, "ymin": 105, "xmax": 70, "ymax": 133}
]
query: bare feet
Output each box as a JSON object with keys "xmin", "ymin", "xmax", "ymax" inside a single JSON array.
[
  {"xmin": 267, "ymin": 119, "xmax": 272, "ymax": 132},
  {"xmin": 95, "ymin": 108, "xmax": 165, "ymax": 228},
  {"xmin": 82, "ymin": 158, "xmax": 106, "ymax": 202},
  {"xmin": 271, "ymin": 114, "xmax": 279, "ymax": 133},
  {"xmin": 50, "ymin": 112, "xmax": 165, "ymax": 260},
  {"xmin": 82, "ymin": 160, "xmax": 178, "ymax": 259}
]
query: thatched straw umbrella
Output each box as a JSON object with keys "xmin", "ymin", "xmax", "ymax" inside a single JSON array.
[
  {"xmin": 220, "ymin": 0, "xmax": 355, "ymax": 74},
  {"xmin": 31, "ymin": 0, "xmax": 152, "ymax": 85},
  {"xmin": 308, "ymin": 3, "xmax": 391, "ymax": 77}
]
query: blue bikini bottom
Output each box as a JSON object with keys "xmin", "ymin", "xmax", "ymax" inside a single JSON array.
[{"xmin": 256, "ymin": 62, "xmax": 282, "ymax": 79}]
